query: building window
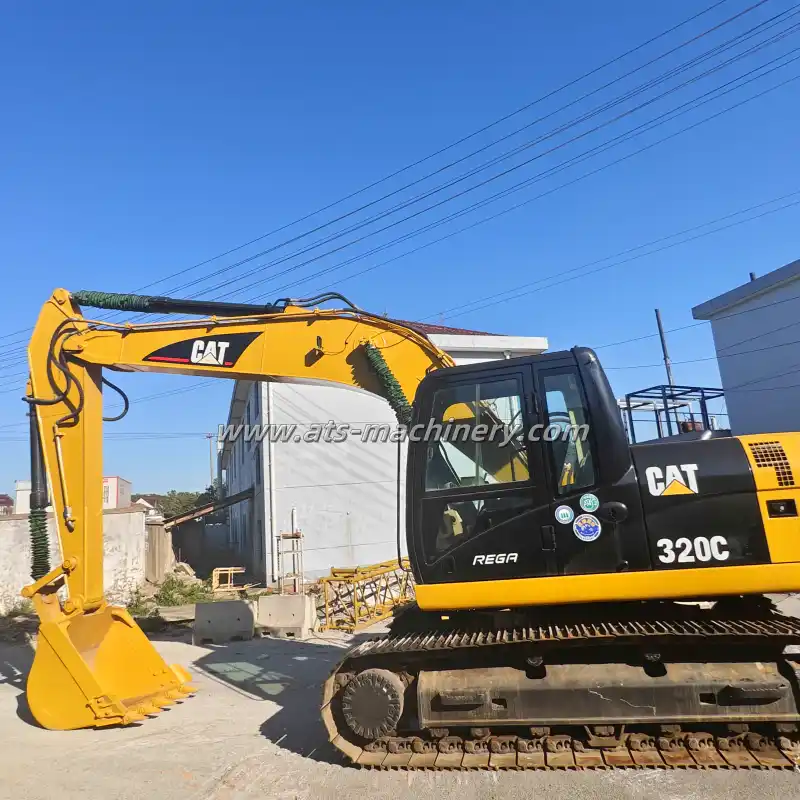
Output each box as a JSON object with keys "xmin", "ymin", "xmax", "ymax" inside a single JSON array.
[
  {"xmin": 103, "ymin": 484, "xmax": 110, "ymax": 504},
  {"xmin": 255, "ymin": 445, "xmax": 261, "ymax": 484},
  {"xmin": 253, "ymin": 384, "xmax": 260, "ymax": 417}
]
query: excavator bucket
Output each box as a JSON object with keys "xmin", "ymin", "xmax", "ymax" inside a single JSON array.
[{"xmin": 26, "ymin": 602, "xmax": 196, "ymax": 730}]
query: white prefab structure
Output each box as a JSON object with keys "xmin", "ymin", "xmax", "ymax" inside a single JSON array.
[
  {"xmin": 102, "ymin": 476, "xmax": 132, "ymax": 509},
  {"xmin": 692, "ymin": 258, "xmax": 800, "ymax": 435},
  {"xmin": 17, "ymin": 477, "xmax": 130, "ymax": 514},
  {"xmin": 219, "ymin": 322, "xmax": 548, "ymax": 582}
]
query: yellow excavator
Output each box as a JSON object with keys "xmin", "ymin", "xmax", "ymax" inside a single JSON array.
[{"xmin": 20, "ymin": 287, "xmax": 800, "ymax": 769}]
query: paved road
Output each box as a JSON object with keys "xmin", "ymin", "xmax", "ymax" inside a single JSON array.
[{"xmin": 1, "ymin": 629, "xmax": 799, "ymax": 799}]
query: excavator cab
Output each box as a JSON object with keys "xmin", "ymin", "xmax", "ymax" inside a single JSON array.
[{"xmin": 407, "ymin": 346, "xmax": 648, "ymax": 590}]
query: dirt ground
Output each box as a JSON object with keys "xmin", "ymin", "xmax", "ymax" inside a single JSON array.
[{"xmin": 1, "ymin": 622, "xmax": 799, "ymax": 800}]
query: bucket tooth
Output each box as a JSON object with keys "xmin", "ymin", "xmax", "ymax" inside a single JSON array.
[
  {"xmin": 123, "ymin": 711, "xmax": 147, "ymax": 724},
  {"xmin": 153, "ymin": 696, "xmax": 176, "ymax": 707},
  {"xmin": 136, "ymin": 703, "xmax": 162, "ymax": 716},
  {"xmin": 180, "ymin": 684, "xmax": 199, "ymax": 694}
]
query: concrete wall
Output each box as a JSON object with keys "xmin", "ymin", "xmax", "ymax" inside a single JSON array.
[
  {"xmin": 144, "ymin": 520, "xmax": 175, "ymax": 584},
  {"xmin": 708, "ymin": 280, "xmax": 800, "ymax": 434},
  {"xmin": 0, "ymin": 506, "xmax": 147, "ymax": 614}
]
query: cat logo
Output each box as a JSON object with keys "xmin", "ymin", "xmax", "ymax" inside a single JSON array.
[
  {"xmin": 143, "ymin": 332, "xmax": 261, "ymax": 369},
  {"xmin": 190, "ymin": 340, "xmax": 230, "ymax": 366},
  {"xmin": 645, "ymin": 464, "xmax": 699, "ymax": 497}
]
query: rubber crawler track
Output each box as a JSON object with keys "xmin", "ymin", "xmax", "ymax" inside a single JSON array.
[{"xmin": 321, "ymin": 612, "xmax": 800, "ymax": 771}]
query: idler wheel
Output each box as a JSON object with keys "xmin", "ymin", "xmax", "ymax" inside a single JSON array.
[{"xmin": 341, "ymin": 668, "xmax": 405, "ymax": 740}]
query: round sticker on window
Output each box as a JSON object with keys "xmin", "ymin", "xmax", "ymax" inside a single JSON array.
[
  {"xmin": 555, "ymin": 505, "xmax": 574, "ymax": 525},
  {"xmin": 573, "ymin": 514, "xmax": 602, "ymax": 542},
  {"xmin": 579, "ymin": 493, "xmax": 600, "ymax": 513}
]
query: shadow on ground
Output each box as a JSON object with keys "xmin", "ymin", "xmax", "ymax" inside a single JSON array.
[
  {"xmin": 0, "ymin": 639, "xmax": 37, "ymax": 724},
  {"xmin": 194, "ymin": 633, "xmax": 371, "ymax": 766}
]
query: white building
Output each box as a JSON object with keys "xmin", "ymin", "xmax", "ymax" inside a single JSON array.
[
  {"xmin": 220, "ymin": 321, "xmax": 548, "ymax": 582},
  {"xmin": 692, "ymin": 258, "xmax": 800, "ymax": 435},
  {"xmin": 16, "ymin": 476, "xmax": 131, "ymax": 514},
  {"xmin": 14, "ymin": 481, "xmax": 34, "ymax": 515},
  {"xmin": 102, "ymin": 476, "xmax": 132, "ymax": 509}
]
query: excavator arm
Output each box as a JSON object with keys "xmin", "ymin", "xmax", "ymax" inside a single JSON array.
[{"xmin": 23, "ymin": 287, "xmax": 453, "ymax": 730}]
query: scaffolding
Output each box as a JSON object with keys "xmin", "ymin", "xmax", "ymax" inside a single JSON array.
[
  {"xmin": 318, "ymin": 558, "xmax": 415, "ymax": 632},
  {"xmin": 276, "ymin": 530, "xmax": 305, "ymax": 595}
]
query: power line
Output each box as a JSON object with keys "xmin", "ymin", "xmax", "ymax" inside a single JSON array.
[
  {"xmin": 245, "ymin": 54, "xmax": 800, "ymax": 309},
  {"xmin": 2, "ymin": 32, "xmax": 798, "ymax": 401},
  {"xmin": 158, "ymin": 15, "xmax": 800, "ymax": 310},
  {"xmin": 429, "ymin": 185, "xmax": 800, "ymax": 323},
  {"xmin": 3, "ymin": 22, "xmax": 788, "ymax": 374},
  {"xmin": 607, "ymin": 331, "xmax": 800, "ymax": 370},
  {"xmin": 119, "ymin": 0, "xmax": 778, "ymax": 313},
  {"xmin": 595, "ymin": 283, "xmax": 800, "ymax": 351},
  {"xmin": 47, "ymin": 0, "xmax": 741, "ymax": 330},
  {"xmin": 2, "ymin": 181, "xmax": 799, "ymax": 409},
  {"xmin": 0, "ymin": 6, "xmax": 792, "ymax": 369},
  {"xmin": 444, "ymin": 190, "xmax": 800, "ymax": 323}
]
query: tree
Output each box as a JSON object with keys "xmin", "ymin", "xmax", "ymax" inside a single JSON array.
[
  {"xmin": 195, "ymin": 477, "xmax": 226, "ymax": 508},
  {"xmin": 159, "ymin": 490, "xmax": 201, "ymax": 518}
]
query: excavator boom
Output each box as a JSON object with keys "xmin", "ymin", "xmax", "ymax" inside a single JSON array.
[{"xmin": 23, "ymin": 288, "xmax": 452, "ymax": 730}]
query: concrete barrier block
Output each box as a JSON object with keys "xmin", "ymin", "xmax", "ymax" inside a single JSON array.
[
  {"xmin": 193, "ymin": 600, "xmax": 255, "ymax": 645},
  {"xmin": 256, "ymin": 594, "xmax": 317, "ymax": 639}
]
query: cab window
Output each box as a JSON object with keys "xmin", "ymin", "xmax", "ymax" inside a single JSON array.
[
  {"xmin": 542, "ymin": 370, "xmax": 595, "ymax": 495},
  {"xmin": 424, "ymin": 377, "xmax": 528, "ymax": 492}
]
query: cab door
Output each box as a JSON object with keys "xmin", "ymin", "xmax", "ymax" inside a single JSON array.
[
  {"xmin": 535, "ymin": 360, "xmax": 648, "ymax": 575},
  {"xmin": 409, "ymin": 361, "xmax": 556, "ymax": 585}
]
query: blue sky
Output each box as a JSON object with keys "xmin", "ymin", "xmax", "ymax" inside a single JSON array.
[{"xmin": 1, "ymin": 0, "xmax": 799, "ymax": 494}]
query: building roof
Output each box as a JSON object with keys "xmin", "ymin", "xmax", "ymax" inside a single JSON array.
[
  {"xmin": 692, "ymin": 258, "xmax": 800, "ymax": 319},
  {"xmin": 0, "ymin": 494, "xmax": 12, "ymax": 506},
  {"xmin": 394, "ymin": 319, "xmax": 494, "ymax": 336}
]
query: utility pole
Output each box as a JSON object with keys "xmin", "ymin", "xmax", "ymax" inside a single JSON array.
[
  {"xmin": 206, "ymin": 433, "xmax": 214, "ymax": 489},
  {"xmin": 655, "ymin": 308, "xmax": 675, "ymax": 387}
]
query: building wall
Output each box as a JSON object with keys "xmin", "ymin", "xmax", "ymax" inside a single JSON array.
[
  {"xmin": 15, "ymin": 480, "xmax": 31, "ymax": 515},
  {"xmin": 269, "ymin": 381, "xmax": 405, "ymax": 580},
  {"xmin": 0, "ymin": 507, "xmax": 147, "ymax": 614},
  {"xmin": 225, "ymin": 383, "xmax": 261, "ymax": 579},
  {"xmin": 224, "ymin": 380, "xmax": 403, "ymax": 581},
  {"xmin": 708, "ymin": 280, "xmax": 800, "ymax": 434},
  {"xmin": 102, "ymin": 477, "xmax": 132, "ymax": 509}
]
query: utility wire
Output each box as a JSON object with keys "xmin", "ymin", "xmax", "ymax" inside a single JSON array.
[
  {"xmin": 4, "ymin": 18, "xmax": 790, "ymax": 368},
  {"xmin": 56, "ymin": 0, "xmax": 744, "ymax": 328},
  {"xmin": 237, "ymin": 48, "xmax": 800, "ymax": 309},
  {"xmin": 264, "ymin": 65, "xmax": 800, "ymax": 313},
  {"xmin": 0, "ymin": 3, "xmax": 788, "ymax": 352},
  {"xmin": 2, "ymin": 22, "xmax": 799, "ymax": 397},
  {"xmin": 444, "ymin": 191, "xmax": 800, "ymax": 323},
  {"xmin": 118, "ymin": 0, "xmax": 778, "ymax": 312},
  {"xmin": 147, "ymin": 13, "xmax": 800, "ymax": 311}
]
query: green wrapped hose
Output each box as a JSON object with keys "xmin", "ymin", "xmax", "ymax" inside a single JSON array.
[
  {"xmin": 71, "ymin": 290, "xmax": 155, "ymax": 313},
  {"xmin": 363, "ymin": 342, "xmax": 413, "ymax": 426},
  {"xmin": 29, "ymin": 508, "xmax": 50, "ymax": 580}
]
